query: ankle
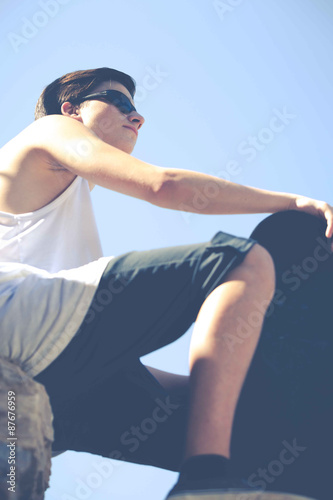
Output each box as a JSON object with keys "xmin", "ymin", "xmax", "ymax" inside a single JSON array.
[{"xmin": 179, "ymin": 454, "xmax": 231, "ymax": 481}]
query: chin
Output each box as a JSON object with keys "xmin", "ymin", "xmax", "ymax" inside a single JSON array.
[
  {"xmin": 105, "ymin": 138, "xmax": 134, "ymax": 154},
  {"xmin": 120, "ymin": 142, "xmax": 135, "ymax": 154}
]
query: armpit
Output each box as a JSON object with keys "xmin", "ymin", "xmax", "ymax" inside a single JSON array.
[{"xmin": 46, "ymin": 158, "xmax": 69, "ymax": 172}]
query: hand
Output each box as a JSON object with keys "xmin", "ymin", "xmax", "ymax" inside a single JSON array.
[{"xmin": 289, "ymin": 196, "xmax": 333, "ymax": 247}]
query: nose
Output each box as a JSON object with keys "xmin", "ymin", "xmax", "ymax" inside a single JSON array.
[{"xmin": 128, "ymin": 111, "xmax": 145, "ymax": 130}]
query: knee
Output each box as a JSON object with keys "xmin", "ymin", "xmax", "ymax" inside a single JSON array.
[{"xmin": 241, "ymin": 243, "xmax": 276, "ymax": 299}]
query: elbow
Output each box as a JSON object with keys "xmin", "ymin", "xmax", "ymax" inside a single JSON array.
[{"xmin": 148, "ymin": 169, "xmax": 176, "ymax": 208}]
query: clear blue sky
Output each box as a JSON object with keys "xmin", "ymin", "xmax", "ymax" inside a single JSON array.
[{"xmin": 1, "ymin": 0, "xmax": 333, "ymax": 498}]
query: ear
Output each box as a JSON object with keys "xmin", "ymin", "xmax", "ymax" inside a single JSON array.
[{"xmin": 61, "ymin": 101, "xmax": 82, "ymax": 121}]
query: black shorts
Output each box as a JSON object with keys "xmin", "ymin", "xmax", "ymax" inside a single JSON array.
[{"xmin": 34, "ymin": 230, "xmax": 256, "ymax": 472}]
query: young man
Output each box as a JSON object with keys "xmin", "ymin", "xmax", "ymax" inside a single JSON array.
[{"xmin": 0, "ymin": 67, "xmax": 332, "ymax": 500}]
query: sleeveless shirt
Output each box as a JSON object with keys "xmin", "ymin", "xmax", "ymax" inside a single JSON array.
[{"xmin": 0, "ymin": 176, "xmax": 111, "ymax": 377}]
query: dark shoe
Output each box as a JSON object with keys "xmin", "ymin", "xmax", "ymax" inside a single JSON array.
[{"xmin": 0, "ymin": 357, "xmax": 54, "ymax": 500}]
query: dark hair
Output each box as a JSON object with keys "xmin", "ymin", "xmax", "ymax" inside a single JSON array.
[{"xmin": 34, "ymin": 67, "xmax": 136, "ymax": 120}]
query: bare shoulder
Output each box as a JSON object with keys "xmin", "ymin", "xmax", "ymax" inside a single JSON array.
[
  {"xmin": 24, "ymin": 114, "xmax": 100, "ymax": 150},
  {"xmin": 0, "ymin": 116, "xmax": 79, "ymax": 214},
  {"xmin": 1, "ymin": 115, "xmax": 166, "ymax": 211},
  {"xmin": 3, "ymin": 115, "xmax": 77, "ymax": 149}
]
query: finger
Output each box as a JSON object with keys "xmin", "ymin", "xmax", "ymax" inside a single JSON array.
[
  {"xmin": 326, "ymin": 219, "xmax": 333, "ymax": 239},
  {"xmin": 325, "ymin": 212, "xmax": 333, "ymax": 249},
  {"xmin": 325, "ymin": 213, "xmax": 333, "ymax": 238}
]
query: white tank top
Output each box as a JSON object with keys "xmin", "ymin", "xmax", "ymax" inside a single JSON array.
[{"xmin": 0, "ymin": 176, "xmax": 111, "ymax": 377}]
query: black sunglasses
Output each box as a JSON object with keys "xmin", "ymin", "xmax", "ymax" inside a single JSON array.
[{"xmin": 71, "ymin": 90, "xmax": 136, "ymax": 115}]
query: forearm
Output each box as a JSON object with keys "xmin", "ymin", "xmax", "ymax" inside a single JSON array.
[{"xmin": 155, "ymin": 168, "xmax": 298, "ymax": 215}]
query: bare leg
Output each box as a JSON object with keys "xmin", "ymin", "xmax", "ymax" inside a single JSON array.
[{"xmin": 183, "ymin": 243, "xmax": 275, "ymax": 461}]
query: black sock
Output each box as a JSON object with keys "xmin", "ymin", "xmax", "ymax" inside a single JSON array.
[{"xmin": 178, "ymin": 454, "xmax": 230, "ymax": 482}]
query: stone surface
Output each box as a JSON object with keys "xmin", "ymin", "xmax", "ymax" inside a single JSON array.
[{"xmin": 0, "ymin": 357, "xmax": 54, "ymax": 499}]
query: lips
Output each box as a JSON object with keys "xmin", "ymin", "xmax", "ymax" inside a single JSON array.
[{"xmin": 123, "ymin": 125, "xmax": 138, "ymax": 136}]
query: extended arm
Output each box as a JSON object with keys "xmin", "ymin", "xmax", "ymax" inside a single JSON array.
[
  {"xmin": 156, "ymin": 168, "xmax": 295, "ymax": 214},
  {"xmin": 28, "ymin": 115, "xmax": 333, "ymax": 239},
  {"xmin": 155, "ymin": 168, "xmax": 333, "ymax": 241}
]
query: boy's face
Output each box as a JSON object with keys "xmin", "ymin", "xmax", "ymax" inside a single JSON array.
[{"xmin": 66, "ymin": 80, "xmax": 145, "ymax": 154}]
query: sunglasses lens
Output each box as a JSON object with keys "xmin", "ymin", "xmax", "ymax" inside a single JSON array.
[
  {"xmin": 118, "ymin": 103, "xmax": 132, "ymax": 114},
  {"xmin": 76, "ymin": 91, "xmax": 135, "ymax": 114},
  {"xmin": 121, "ymin": 103, "xmax": 134, "ymax": 114},
  {"xmin": 110, "ymin": 94, "xmax": 134, "ymax": 114}
]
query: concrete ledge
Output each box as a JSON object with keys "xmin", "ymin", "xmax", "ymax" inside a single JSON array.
[{"xmin": 0, "ymin": 357, "xmax": 54, "ymax": 499}]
